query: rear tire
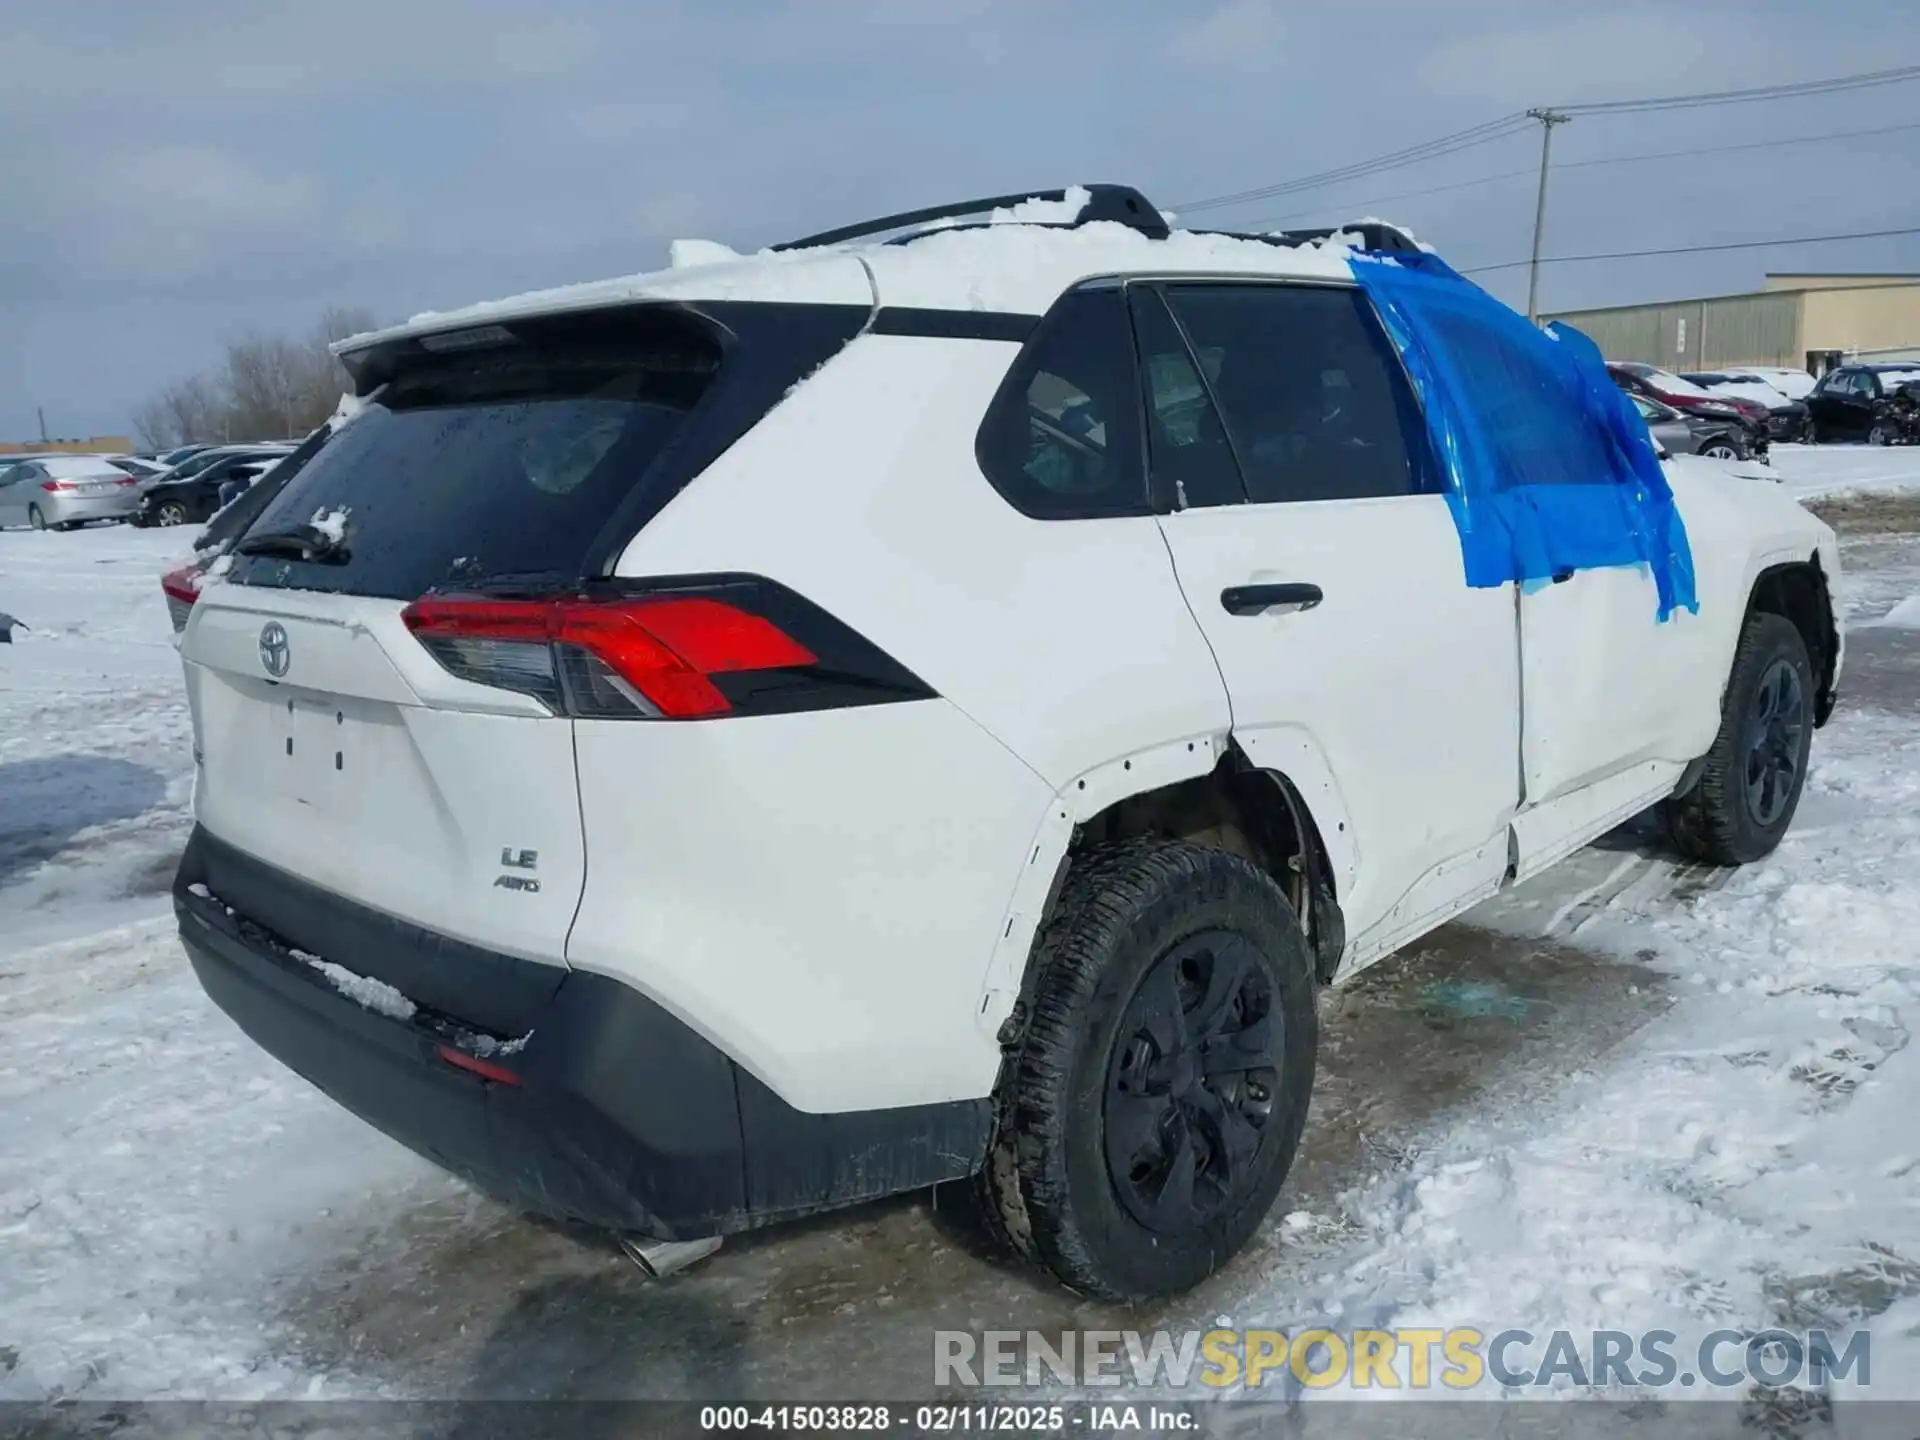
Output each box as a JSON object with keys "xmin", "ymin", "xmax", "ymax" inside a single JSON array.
[
  {"xmin": 1701, "ymin": 441, "xmax": 1741, "ymax": 460},
  {"xmin": 1663, "ymin": 612, "xmax": 1814, "ymax": 866},
  {"xmin": 27, "ymin": 504, "xmax": 46, "ymax": 530},
  {"xmin": 980, "ymin": 839, "xmax": 1317, "ymax": 1301},
  {"xmin": 1869, "ymin": 424, "xmax": 1891, "ymax": 447}
]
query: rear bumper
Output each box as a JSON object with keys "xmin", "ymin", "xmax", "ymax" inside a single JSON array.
[
  {"xmin": 175, "ymin": 826, "xmax": 990, "ymax": 1239},
  {"xmin": 44, "ymin": 493, "xmax": 137, "ymax": 524}
]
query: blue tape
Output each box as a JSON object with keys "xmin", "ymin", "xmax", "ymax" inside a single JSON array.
[{"xmin": 1348, "ymin": 251, "xmax": 1696, "ymax": 620}]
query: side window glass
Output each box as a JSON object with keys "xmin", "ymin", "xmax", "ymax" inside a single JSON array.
[
  {"xmin": 1127, "ymin": 287, "xmax": 1244, "ymax": 509},
  {"xmin": 1160, "ymin": 284, "xmax": 1435, "ymax": 504},
  {"xmin": 975, "ymin": 288, "xmax": 1147, "ymax": 519}
]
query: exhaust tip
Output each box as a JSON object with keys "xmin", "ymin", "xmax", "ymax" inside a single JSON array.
[{"xmin": 620, "ymin": 1233, "xmax": 723, "ymax": 1279}]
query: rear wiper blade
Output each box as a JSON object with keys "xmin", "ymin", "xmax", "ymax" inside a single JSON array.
[{"xmin": 235, "ymin": 525, "xmax": 350, "ymax": 564}]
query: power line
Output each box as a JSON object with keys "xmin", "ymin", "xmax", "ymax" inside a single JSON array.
[
  {"xmin": 1245, "ymin": 120, "xmax": 1920, "ymax": 231},
  {"xmin": 1558, "ymin": 63, "xmax": 1920, "ymax": 116},
  {"xmin": 1171, "ymin": 114, "xmax": 1536, "ymax": 214},
  {"xmin": 1173, "ymin": 63, "xmax": 1920, "ymax": 217},
  {"xmin": 1459, "ymin": 224, "xmax": 1920, "ymax": 276}
]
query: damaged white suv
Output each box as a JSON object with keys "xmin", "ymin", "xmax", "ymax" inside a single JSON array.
[{"xmin": 172, "ymin": 186, "xmax": 1840, "ymax": 1301}]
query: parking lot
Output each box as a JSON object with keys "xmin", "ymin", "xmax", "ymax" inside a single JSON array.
[{"xmin": 2, "ymin": 450, "xmax": 1919, "ymax": 1412}]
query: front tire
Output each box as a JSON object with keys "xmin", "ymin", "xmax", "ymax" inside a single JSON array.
[
  {"xmin": 1664, "ymin": 613, "xmax": 1814, "ymax": 865},
  {"xmin": 155, "ymin": 501, "xmax": 189, "ymax": 527},
  {"xmin": 982, "ymin": 839, "xmax": 1317, "ymax": 1301}
]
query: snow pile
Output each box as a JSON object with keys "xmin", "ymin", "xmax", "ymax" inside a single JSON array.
[
  {"xmin": 860, "ymin": 221, "xmax": 1355, "ymax": 314},
  {"xmin": 308, "ymin": 506, "xmax": 350, "ymax": 546},
  {"xmin": 985, "ymin": 186, "xmax": 1091, "ymax": 225},
  {"xmin": 669, "ymin": 238, "xmax": 744, "ymax": 269},
  {"xmin": 329, "ymin": 391, "xmax": 367, "ymax": 429},
  {"xmin": 289, "ymin": 949, "xmax": 417, "ymax": 1022},
  {"xmin": 1876, "ymin": 593, "xmax": 1920, "ymax": 628}
]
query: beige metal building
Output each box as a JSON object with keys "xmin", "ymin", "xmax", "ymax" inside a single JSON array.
[{"xmin": 1544, "ymin": 272, "xmax": 1920, "ymax": 374}]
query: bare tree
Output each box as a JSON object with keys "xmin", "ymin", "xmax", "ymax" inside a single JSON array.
[{"xmin": 133, "ymin": 307, "xmax": 380, "ymax": 449}]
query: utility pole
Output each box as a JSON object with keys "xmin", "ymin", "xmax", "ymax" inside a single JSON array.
[
  {"xmin": 1525, "ymin": 108, "xmax": 1571, "ymax": 324},
  {"xmin": 36, "ymin": 406, "xmax": 48, "ymax": 444}
]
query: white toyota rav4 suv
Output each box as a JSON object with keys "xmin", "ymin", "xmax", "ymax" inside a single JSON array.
[{"xmin": 172, "ymin": 187, "xmax": 1840, "ymax": 1301}]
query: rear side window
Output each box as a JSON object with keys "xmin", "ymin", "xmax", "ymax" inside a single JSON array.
[
  {"xmin": 975, "ymin": 288, "xmax": 1148, "ymax": 519},
  {"xmin": 1159, "ymin": 284, "xmax": 1436, "ymax": 504}
]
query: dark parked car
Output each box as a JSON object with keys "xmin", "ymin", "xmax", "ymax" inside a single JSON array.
[
  {"xmin": 1628, "ymin": 394, "xmax": 1752, "ymax": 461},
  {"xmin": 1805, "ymin": 364, "xmax": 1920, "ymax": 444},
  {"xmin": 1607, "ymin": 363, "xmax": 1770, "ymax": 459},
  {"xmin": 134, "ymin": 451, "xmax": 284, "ymax": 527},
  {"xmin": 160, "ymin": 425, "xmax": 337, "ymax": 631},
  {"xmin": 1679, "ymin": 371, "xmax": 1810, "ymax": 443},
  {"xmin": 154, "ymin": 443, "xmax": 218, "ymax": 467}
]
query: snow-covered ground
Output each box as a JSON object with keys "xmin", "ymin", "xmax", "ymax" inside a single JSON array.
[
  {"xmin": 1771, "ymin": 442, "xmax": 1920, "ymax": 501},
  {"xmin": 3, "ymin": 459, "xmax": 1920, "ymax": 1415}
]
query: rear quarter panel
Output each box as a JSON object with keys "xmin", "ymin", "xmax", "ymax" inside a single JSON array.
[{"xmin": 586, "ymin": 332, "xmax": 1234, "ymax": 1112}]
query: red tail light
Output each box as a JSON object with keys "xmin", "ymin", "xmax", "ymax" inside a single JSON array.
[
  {"xmin": 401, "ymin": 593, "xmax": 817, "ymax": 719},
  {"xmin": 161, "ymin": 565, "xmax": 203, "ymax": 607},
  {"xmin": 436, "ymin": 1044, "xmax": 522, "ymax": 1086},
  {"xmin": 40, "ymin": 480, "xmax": 74, "ymax": 493}
]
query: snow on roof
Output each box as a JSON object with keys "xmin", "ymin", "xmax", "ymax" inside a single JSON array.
[{"xmin": 335, "ymin": 215, "xmax": 1382, "ymax": 355}]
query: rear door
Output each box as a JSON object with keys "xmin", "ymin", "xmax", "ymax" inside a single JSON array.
[
  {"xmin": 1141, "ymin": 281, "xmax": 1521, "ymax": 959},
  {"xmin": 181, "ymin": 304, "xmax": 757, "ymax": 969}
]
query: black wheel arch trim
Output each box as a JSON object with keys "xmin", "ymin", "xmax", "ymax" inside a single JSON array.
[{"xmin": 1744, "ymin": 555, "xmax": 1840, "ymax": 727}]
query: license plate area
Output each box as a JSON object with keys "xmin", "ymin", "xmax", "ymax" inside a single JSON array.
[{"xmin": 271, "ymin": 687, "xmax": 382, "ymax": 816}]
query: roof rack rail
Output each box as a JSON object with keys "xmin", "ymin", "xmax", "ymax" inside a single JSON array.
[
  {"xmin": 771, "ymin": 184, "xmax": 1170, "ymax": 252},
  {"xmin": 1271, "ymin": 221, "xmax": 1422, "ymax": 254}
]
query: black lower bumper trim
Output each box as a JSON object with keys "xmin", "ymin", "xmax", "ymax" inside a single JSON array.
[{"xmin": 176, "ymin": 826, "xmax": 991, "ymax": 1239}]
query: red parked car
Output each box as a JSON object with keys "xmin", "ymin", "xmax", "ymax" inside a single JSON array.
[{"xmin": 1607, "ymin": 362, "xmax": 1771, "ymax": 459}]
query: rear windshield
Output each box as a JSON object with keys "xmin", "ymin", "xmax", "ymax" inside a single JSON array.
[{"xmin": 227, "ymin": 308, "xmax": 723, "ymax": 600}]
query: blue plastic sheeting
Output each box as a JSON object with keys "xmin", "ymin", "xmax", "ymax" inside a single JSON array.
[{"xmin": 1348, "ymin": 250, "xmax": 1697, "ymax": 620}]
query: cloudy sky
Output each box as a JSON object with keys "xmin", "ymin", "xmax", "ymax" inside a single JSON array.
[{"xmin": 3, "ymin": 0, "xmax": 1918, "ymax": 442}]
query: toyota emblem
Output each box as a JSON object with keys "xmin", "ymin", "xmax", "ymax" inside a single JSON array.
[{"xmin": 259, "ymin": 622, "xmax": 290, "ymax": 678}]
